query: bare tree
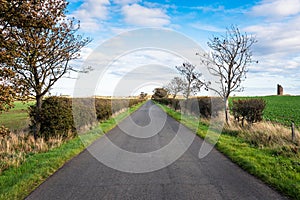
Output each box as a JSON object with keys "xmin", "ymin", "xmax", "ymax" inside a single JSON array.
[
  {"xmin": 1, "ymin": 0, "xmax": 92, "ymax": 138},
  {"xmin": 164, "ymin": 77, "xmax": 185, "ymax": 99},
  {"xmin": 205, "ymin": 25, "xmax": 257, "ymax": 124},
  {"xmin": 175, "ymin": 62, "xmax": 206, "ymax": 99}
]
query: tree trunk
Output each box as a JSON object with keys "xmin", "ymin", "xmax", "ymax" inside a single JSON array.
[
  {"xmin": 33, "ymin": 95, "xmax": 43, "ymax": 139},
  {"xmin": 225, "ymin": 97, "xmax": 230, "ymax": 125},
  {"xmin": 186, "ymin": 83, "xmax": 191, "ymax": 100}
]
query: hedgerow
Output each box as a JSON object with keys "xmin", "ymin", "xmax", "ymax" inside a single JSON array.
[
  {"xmin": 30, "ymin": 97, "xmax": 144, "ymax": 139},
  {"xmin": 232, "ymin": 98, "xmax": 266, "ymax": 126},
  {"xmin": 29, "ymin": 97, "xmax": 75, "ymax": 140},
  {"xmin": 155, "ymin": 97, "xmax": 224, "ymax": 118}
]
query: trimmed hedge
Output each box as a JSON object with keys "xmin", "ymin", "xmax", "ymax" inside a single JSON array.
[
  {"xmin": 232, "ymin": 98, "xmax": 266, "ymax": 126},
  {"xmin": 29, "ymin": 97, "xmax": 75, "ymax": 139},
  {"xmin": 30, "ymin": 97, "xmax": 144, "ymax": 139},
  {"xmin": 155, "ymin": 97, "xmax": 224, "ymax": 118},
  {"xmin": 95, "ymin": 99, "xmax": 143, "ymax": 121},
  {"xmin": 72, "ymin": 98, "xmax": 97, "ymax": 130}
]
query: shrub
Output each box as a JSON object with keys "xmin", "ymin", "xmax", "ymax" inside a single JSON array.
[
  {"xmin": 95, "ymin": 98, "xmax": 144, "ymax": 121},
  {"xmin": 95, "ymin": 99, "xmax": 112, "ymax": 121},
  {"xmin": 129, "ymin": 99, "xmax": 144, "ymax": 107},
  {"xmin": 170, "ymin": 99, "xmax": 181, "ymax": 111},
  {"xmin": 232, "ymin": 98, "xmax": 266, "ymax": 126},
  {"xmin": 30, "ymin": 97, "xmax": 75, "ymax": 140},
  {"xmin": 72, "ymin": 98, "xmax": 97, "ymax": 130},
  {"xmin": 154, "ymin": 97, "xmax": 223, "ymax": 118},
  {"xmin": 195, "ymin": 97, "xmax": 223, "ymax": 118},
  {"xmin": 29, "ymin": 97, "xmax": 143, "ymax": 139}
]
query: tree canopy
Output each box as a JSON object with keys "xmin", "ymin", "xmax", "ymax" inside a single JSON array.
[
  {"xmin": 152, "ymin": 88, "xmax": 168, "ymax": 99},
  {"xmin": 0, "ymin": 0, "xmax": 91, "ymax": 137}
]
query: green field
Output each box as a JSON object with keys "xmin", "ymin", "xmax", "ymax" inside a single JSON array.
[
  {"xmin": 0, "ymin": 101, "xmax": 34, "ymax": 131},
  {"xmin": 157, "ymin": 103, "xmax": 300, "ymax": 200},
  {"xmin": 230, "ymin": 95, "xmax": 300, "ymax": 128}
]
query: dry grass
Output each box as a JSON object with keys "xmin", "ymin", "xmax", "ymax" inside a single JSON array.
[
  {"xmin": 0, "ymin": 132, "xmax": 64, "ymax": 174},
  {"xmin": 222, "ymin": 120, "xmax": 300, "ymax": 156}
]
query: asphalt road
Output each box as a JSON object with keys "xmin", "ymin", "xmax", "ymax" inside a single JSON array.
[{"xmin": 26, "ymin": 101, "xmax": 287, "ymax": 200}]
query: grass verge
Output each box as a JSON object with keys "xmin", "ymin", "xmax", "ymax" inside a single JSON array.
[
  {"xmin": 0, "ymin": 101, "xmax": 146, "ymax": 200},
  {"xmin": 156, "ymin": 102, "xmax": 300, "ymax": 200}
]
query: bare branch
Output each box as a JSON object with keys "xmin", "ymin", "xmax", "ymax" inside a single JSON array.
[
  {"xmin": 199, "ymin": 25, "xmax": 257, "ymax": 124},
  {"xmin": 175, "ymin": 62, "xmax": 208, "ymax": 99}
]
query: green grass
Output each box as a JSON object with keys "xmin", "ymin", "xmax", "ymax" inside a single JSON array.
[
  {"xmin": 156, "ymin": 102, "xmax": 300, "ymax": 200},
  {"xmin": 230, "ymin": 96, "xmax": 300, "ymax": 128},
  {"xmin": 0, "ymin": 101, "xmax": 34, "ymax": 131},
  {"xmin": 0, "ymin": 101, "xmax": 146, "ymax": 200}
]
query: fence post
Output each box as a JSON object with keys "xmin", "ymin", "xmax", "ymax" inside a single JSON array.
[{"xmin": 291, "ymin": 122, "xmax": 295, "ymax": 142}]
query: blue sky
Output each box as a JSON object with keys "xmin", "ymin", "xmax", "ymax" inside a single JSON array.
[{"xmin": 52, "ymin": 0, "xmax": 300, "ymax": 97}]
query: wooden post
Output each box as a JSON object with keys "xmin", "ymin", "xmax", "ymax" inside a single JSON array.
[{"xmin": 291, "ymin": 122, "xmax": 295, "ymax": 142}]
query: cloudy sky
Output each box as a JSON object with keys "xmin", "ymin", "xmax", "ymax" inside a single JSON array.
[{"xmin": 52, "ymin": 0, "xmax": 300, "ymax": 97}]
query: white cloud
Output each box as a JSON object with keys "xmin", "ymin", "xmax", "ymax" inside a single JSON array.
[
  {"xmin": 251, "ymin": 0, "xmax": 300, "ymax": 18},
  {"xmin": 190, "ymin": 23, "xmax": 224, "ymax": 32},
  {"xmin": 96, "ymin": 50, "xmax": 181, "ymax": 96},
  {"xmin": 110, "ymin": 27, "xmax": 132, "ymax": 35},
  {"xmin": 113, "ymin": 0, "xmax": 140, "ymax": 5},
  {"xmin": 245, "ymin": 16, "xmax": 300, "ymax": 56},
  {"xmin": 63, "ymin": 0, "xmax": 300, "ymax": 96},
  {"xmin": 122, "ymin": 4, "xmax": 170, "ymax": 27},
  {"xmin": 192, "ymin": 5, "xmax": 225, "ymax": 13},
  {"xmin": 242, "ymin": 4, "xmax": 300, "ymax": 96},
  {"xmin": 247, "ymin": 1, "xmax": 300, "ymax": 91},
  {"xmin": 143, "ymin": 2, "xmax": 176, "ymax": 10},
  {"xmin": 70, "ymin": 0, "xmax": 110, "ymax": 32}
]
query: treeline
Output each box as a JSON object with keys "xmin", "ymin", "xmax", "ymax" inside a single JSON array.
[
  {"xmin": 155, "ymin": 97, "xmax": 266, "ymax": 126},
  {"xmin": 29, "ymin": 97, "xmax": 144, "ymax": 139},
  {"xmin": 154, "ymin": 97, "xmax": 224, "ymax": 118}
]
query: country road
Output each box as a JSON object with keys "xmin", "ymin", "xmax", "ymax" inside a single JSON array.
[{"xmin": 26, "ymin": 101, "xmax": 287, "ymax": 200}]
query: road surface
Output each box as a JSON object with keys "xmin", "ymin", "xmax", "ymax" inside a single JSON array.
[{"xmin": 26, "ymin": 101, "xmax": 287, "ymax": 200}]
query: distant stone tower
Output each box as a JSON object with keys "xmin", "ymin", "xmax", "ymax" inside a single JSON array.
[{"xmin": 277, "ymin": 84, "xmax": 283, "ymax": 95}]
